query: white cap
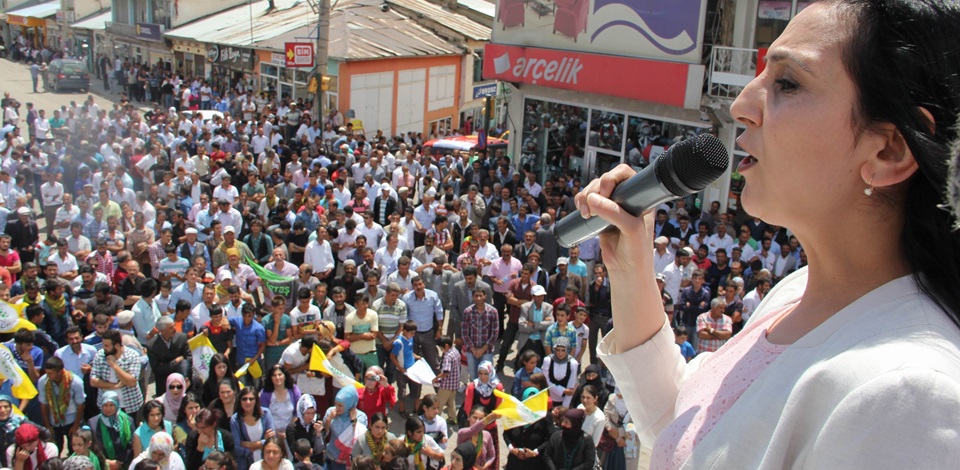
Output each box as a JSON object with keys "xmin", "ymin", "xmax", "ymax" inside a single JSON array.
[
  {"xmin": 425, "ymin": 187, "xmax": 437, "ymax": 198},
  {"xmin": 185, "ymin": 227, "xmax": 198, "ymax": 235},
  {"xmin": 218, "ymin": 270, "xmax": 233, "ymax": 281},
  {"xmin": 116, "ymin": 310, "xmax": 135, "ymax": 324},
  {"xmin": 16, "ymin": 207, "xmax": 30, "ymax": 215},
  {"xmin": 556, "ymin": 257, "xmax": 569, "ymax": 265},
  {"xmin": 223, "ymin": 225, "xmax": 236, "ymax": 234},
  {"xmin": 654, "ymin": 236, "xmax": 669, "ymax": 245},
  {"xmin": 531, "ymin": 285, "xmax": 547, "ymax": 296},
  {"xmin": 381, "ymin": 184, "xmax": 392, "ymax": 192}
]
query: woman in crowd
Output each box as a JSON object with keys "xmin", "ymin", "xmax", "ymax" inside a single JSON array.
[
  {"xmin": 202, "ymin": 354, "xmax": 239, "ymax": 406},
  {"xmin": 158, "ymin": 374, "xmax": 187, "ymax": 423},
  {"xmin": 442, "ymin": 442, "xmax": 478, "ymax": 470},
  {"xmin": 569, "ymin": 364, "xmax": 608, "ymax": 410},
  {"xmin": 0, "ymin": 395, "xmax": 27, "ymax": 468},
  {"xmin": 249, "ymin": 436, "xmax": 293, "ymax": 470},
  {"xmin": 259, "ymin": 365, "xmax": 301, "ymax": 435},
  {"xmin": 203, "ymin": 451, "xmax": 237, "ymax": 470},
  {"xmin": 577, "ymin": 385, "xmax": 605, "ymax": 448},
  {"xmin": 417, "ymin": 395, "xmax": 447, "ymax": 451},
  {"xmin": 173, "ymin": 393, "xmax": 203, "ymax": 452},
  {"xmin": 5, "ymin": 423, "xmax": 58, "ymax": 470},
  {"xmin": 542, "ymin": 337, "xmax": 579, "ymax": 408},
  {"xmin": 209, "ymin": 379, "xmax": 238, "ymax": 431},
  {"xmin": 504, "ymin": 387, "xmax": 555, "ymax": 470},
  {"xmin": 533, "ymin": 409, "xmax": 596, "ymax": 469},
  {"xmin": 133, "ymin": 401, "xmax": 175, "ymax": 456},
  {"xmin": 357, "ymin": 367, "xmax": 396, "ymax": 418},
  {"xmin": 184, "ymin": 409, "xmax": 235, "ymax": 470},
  {"xmin": 460, "ymin": 361, "xmax": 501, "ymax": 441},
  {"xmin": 322, "ymin": 387, "xmax": 367, "ymax": 470},
  {"xmin": 87, "ymin": 391, "xmax": 134, "ymax": 469},
  {"xmin": 128, "ymin": 432, "xmax": 185, "ymax": 470},
  {"xmin": 402, "ymin": 417, "xmax": 444, "ymax": 470},
  {"xmin": 351, "ymin": 412, "xmax": 395, "ymax": 467},
  {"xmin": 68, "ymin": 428, "xmax": 107, "ymax": 470},
  {"xmin": 284, "ymin": 395, "xmax": 324, "ymax": 463},
  {"xmin": 454, "ymin": 409, "xmax": 497, "ymax": 470},
  {"xmin": 510, "ymin": 350, "xmax": 541, "ymax": 399},
  {"xmin": 601, "ymin": 389, "xmax": 640, "ymax": 470},
  {"xmin": 587, "ymin": 1, "xmax": 960, "ymax": 467},
  {"xmin": 231, "ymin": 388, "xmax": 277, "ymax": 470}
]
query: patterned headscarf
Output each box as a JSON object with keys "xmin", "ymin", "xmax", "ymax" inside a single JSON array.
[
  {"xmin": 297, "ymin": 394, "xmax": 317, "ymax": 425},
  {"xmin": 474, "ymin": 361, "xmax": 500, "ymax": 397},
  {"xmin": 147, "ymin": 432, "xmax": 175, "ymax": 466},
  {"xmin": 63, "ymin": 455, "xmax": 94, "ymax": 470}
]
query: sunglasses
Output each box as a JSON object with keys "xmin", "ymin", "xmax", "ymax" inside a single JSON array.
[
  {"xmin": 169, "ymin": 384, "xmax": 183, "ymax": 390},
  {"xmin": 241, "ymin": 397, "xmax": 257, "ymax": 402}
]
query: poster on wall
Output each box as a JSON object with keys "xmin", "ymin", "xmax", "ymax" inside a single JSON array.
[{"xmin": 493, "ymin": 0, "xmax": 708, "ymax": 64}]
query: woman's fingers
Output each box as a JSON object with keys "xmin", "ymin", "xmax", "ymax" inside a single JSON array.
[{"xmin": 576, "ymin": 164, "xmax": 637, "ymax": 219}]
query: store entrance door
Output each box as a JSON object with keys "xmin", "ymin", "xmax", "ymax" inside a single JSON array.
[{"xmin": 279, "ymin": 82, "xmax": 294, "ymax": 101}]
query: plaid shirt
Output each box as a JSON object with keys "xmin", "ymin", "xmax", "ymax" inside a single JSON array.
[
  {"xmin": 461, "ymin": 302, "xmax": 499, "ymax": 350},
  {"xmin": 91, "ymin": 346, "xmax": 143, "ymax": 413},
  {"xmin": 544, "ymin": 322, "xmax": 578, "ymax": 352},
  {"xmin": 437, "ymin": 347, "xmax": 461, "ymax": 390},
  {"xmin": 85, "ymin": 251, "xmax": 115, "ymax": 282},
  {"xmin": 696, "ymin": 312, "xmax": 733, "ymax": 353}
]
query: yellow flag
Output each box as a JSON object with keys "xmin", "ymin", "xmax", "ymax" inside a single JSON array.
[
  {"xmin": 188, "ymin": 333, "xmax": 218, "ymax": 382},
  {"xmin": 0, "ymin": 344, "xmax": 38, "ymax": 399},
  {"xmin": 0, "ymin": 300, "xmax": 32, "ymax": 333},
  {"xmin": 493, "ymin": 388, "xmax": 550, "ymax": 429},
  {"xmin": 310, "ymin": 344, "xmax": 363, "ymax": 390},
  {"xmin": 235, "ymin": 358, "xmax": 263, "ymax": 380}
]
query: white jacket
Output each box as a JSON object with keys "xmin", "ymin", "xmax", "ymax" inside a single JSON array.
[{"xmin": 599, "ymin": 268, "xmax": 960, "ymax": 468}]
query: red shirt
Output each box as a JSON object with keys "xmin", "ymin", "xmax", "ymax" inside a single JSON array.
[
  {"xmin": 357, "ymin": 384, "xmax": 397, "ymax": 417},
  {"xmin": 0, "ymin": 249, "xmax": 20, "ymax": 281}
]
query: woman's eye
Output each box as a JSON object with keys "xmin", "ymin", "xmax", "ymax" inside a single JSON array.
[{"xmin": 774, "ymin": 78, "xmax": 799, "ymax": 92}]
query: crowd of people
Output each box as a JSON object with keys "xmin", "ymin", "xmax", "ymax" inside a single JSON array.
[{"xmin": 0, "ymin": 63, "xmax": 798, "ymax": 470}]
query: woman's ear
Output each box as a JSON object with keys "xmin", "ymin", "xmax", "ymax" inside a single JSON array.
[{"xmin": 860, "ymin": 122, "xmax": 920, "ymax": 190}]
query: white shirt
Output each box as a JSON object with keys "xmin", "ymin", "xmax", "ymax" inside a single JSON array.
[
  {"xmin": 357, "ymin": 222, "xmax": 386, "ymax": 250},
  {"xmin": 304, "ymin": 239, "xmax": 335, "ymax": 274},
  {"xmin": 706, "ymin": 233, "xmax": 735, "ymax": 262},
  {"xmin": 653, "ymin": 249, "xmax": 675, "ymax": 275},
  {"xmin": 741, "ymin": 288, "xmax": 763, "ymax": 322},
  {"xmin": 48, "ymin": 252, "xmax": 78, "ymax": 275},
  {"xmin": 334, "ymin": 228, "xmax": 359, "ymax": 262},
  {"xmin": 40, "ymin": 181, "xmax": 64, "ymax": 207},
  {"xmin": 213, "ymin": 185, "xmax": 239, "ymax": 204}
]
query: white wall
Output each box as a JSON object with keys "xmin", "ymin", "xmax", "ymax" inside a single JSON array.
[
  {"xmin": 396, "ymin": 68, "xmax": 426, "ymax": 134},
  {"xmin": 351, "ymin": 71, "xmax": 394, "ymax": 136}
]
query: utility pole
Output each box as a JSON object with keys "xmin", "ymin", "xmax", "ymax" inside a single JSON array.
[{"xmin": 310, "ymin": 0, "xmax": 331, "ymax": 122}]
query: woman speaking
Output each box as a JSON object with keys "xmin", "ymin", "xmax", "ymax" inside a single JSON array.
[{"xmin": 581, "ymin": 0, "xmax": 960, "ymax": 468}]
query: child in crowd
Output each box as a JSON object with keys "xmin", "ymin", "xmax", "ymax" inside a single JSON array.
[
  {"xmin": 432, "ymin": 335, "xmax": 460, "ymax": 424},
  {"xmin": 674, "ymin": 325, "xmax": 697, "ymax": 362}
]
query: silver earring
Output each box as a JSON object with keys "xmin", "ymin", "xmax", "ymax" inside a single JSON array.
[{"xmin": 864, "ymin": 174, "xmax": 875, "ymax": 196}]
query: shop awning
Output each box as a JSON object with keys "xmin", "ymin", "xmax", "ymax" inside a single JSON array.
[
  {"xmin": 71, "ymin": 10, "xmax": 112, "ymax": 31},
  {"xmin": 6, "ymin": 1, "xmax": 60, "ymax": 27}
]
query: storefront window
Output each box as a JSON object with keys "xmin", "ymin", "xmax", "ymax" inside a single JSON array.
[
  {"xmin": 428, "ymin": 117, "xmax": 453, "ymax": 138},
  {"xmin": 473, "ymin": 50, "xmax": 484, "ymax": 83},
  {"xmin": 261, "ymin": 63, "xmax": 279, "ymax": 78},
  {"xmin": 521, "ymin": 98, "xmax": 588, "ymax": 183},
  {"xmin": 588, "ymin": 110, "xmax": 625, "ymax": 153}
]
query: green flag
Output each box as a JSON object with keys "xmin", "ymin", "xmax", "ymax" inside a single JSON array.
[{"xmin": 245, "ymin": 256, "xmax": 295, "ymax": 298}]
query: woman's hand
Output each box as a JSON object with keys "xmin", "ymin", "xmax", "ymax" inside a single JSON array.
[{"xmin": 574, "ymin": 164, "xmax": 666, "ymax": 351}]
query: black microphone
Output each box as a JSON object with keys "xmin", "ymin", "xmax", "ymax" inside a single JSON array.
[{"xmin": 554, "ymin": 133, "xmax": 729, "ymax": 248}]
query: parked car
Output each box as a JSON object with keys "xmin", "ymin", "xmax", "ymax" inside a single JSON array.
[{"xmin": 43, "ymin": 59, "xmax": 90, "ymax": 92}]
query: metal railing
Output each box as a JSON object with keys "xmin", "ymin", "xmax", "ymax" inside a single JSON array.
[{"xmin": 707, "ymin": 46, "xmax": 758, "ymax": 100}]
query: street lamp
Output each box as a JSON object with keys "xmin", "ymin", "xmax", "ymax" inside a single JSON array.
[{"xmin": 305, "ymin": 0, "xmax": 331, "ymax": 122}]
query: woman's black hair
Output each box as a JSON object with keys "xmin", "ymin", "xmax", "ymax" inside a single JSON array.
[
  {"xmin": 204, "ymin": 451, "xmax": 237, "ymax": 470},
  {"xmin": 176, "ymin": 392, "xmax": 202, "ymax": 424},
  {"xmin": 520, "ymin": 349, "xmax": 540, "ymax": 366},
  {"xmin": 261, "ymin": 364, "xmax": 294, "ymax": 393},
  {"xmin": 368, "ymin": 412, "xmax": 389, "ymax": 429},
  {"xmin": 831, "ymin": 0, "xmax": 960, "ymax": 327},
  {"xmin": 203, "ymin": 354, "xmax": 238, "ymax": 405},
  {"xmin": 404, "ymin": 416, "xmax": 425, "ymax": 436},
  {"xmin": 235, "ymin": 387, "xmax": 263, "ymax": 419},
  {"xmin": 581, "ymin": 384, "xmax": 599, "ymax": 400},
  {"xmin": 142, "ymin": 400, "xmax": 165, "ymax": 427},
  {"xmin": 417, "ymin": 394, "xmax": 437, "ymax": 416}
]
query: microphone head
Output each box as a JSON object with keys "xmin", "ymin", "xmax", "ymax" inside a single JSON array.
[{"xmin": 655, "ymin": 133, "xmax": 730, "ymax": 197}]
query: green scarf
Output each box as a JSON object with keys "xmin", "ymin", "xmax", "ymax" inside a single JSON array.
[
  {"xmin": 98, "ymin": 411, "xmax": 132, "ymax": 459},
  {"xmin": 405, "ymin": 436, "xmax": 424, "ymax": 470},
  {"xmin": 71, "ymin": 452, "xmax": 102, "ymax": 470}
]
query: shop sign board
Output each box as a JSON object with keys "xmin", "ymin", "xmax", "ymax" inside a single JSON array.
[
  {"xmin": 493, "ymin": 0, "xmax": 707, "ymax": 64},
  {"xmin": 136, "ymin": 23, "xmax": 163, "ymax": 42},
  {"xmin": 284, "ymin": 42, "xmax": 315, "ymax": 68},
  {"xmin": 207, "ymin": 44, "xmax": 256, "ymax": 69},
  {"xmin": 483, "ymin": 43, "xmax": 703, "ymax": 109}
]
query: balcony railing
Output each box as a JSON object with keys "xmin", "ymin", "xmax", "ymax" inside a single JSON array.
[{"xmin": 707, "ymin": 46, "xmax": 758, "ymax": 100}]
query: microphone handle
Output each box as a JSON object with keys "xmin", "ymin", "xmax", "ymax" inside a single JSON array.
[{"xmin": 554, "ymin": 165, "xmax": 678, "ymax": 248}]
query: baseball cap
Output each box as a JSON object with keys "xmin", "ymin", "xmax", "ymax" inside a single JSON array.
[
  {"xmin": 531, "ymin": 285, "xmax": 547, "ymax": 296},
  {"xmin": 556, "ymin": 257, "xmax": 569, "ymax": 266}
]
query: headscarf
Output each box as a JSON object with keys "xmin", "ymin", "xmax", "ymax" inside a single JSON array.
[
  {"xmin": 14, "ymin": 423, "xmax": 46, "ymax": 470},
  {"xmin": 454, "ymin": 442, "xmax": 478, "ymax": 470},
  {"xmin": 522, "ymin": 387, "xmax": 539, "ymax": 400},
  {"xmin": 333, "ymin": 386, "xmax": 359, "ymax": 428},
  {"xmin": 474, "ymin": 361, "xmax": 499, "ymax": 397},
  {"xmin": 98, "ymin": 391, "xmax": 132, "ymax": 459},
  {"xmin": 561, "ymin": 408, "xmax": 586, "ymax": 447},
  {"xmin": 100, "ymin": 391, "xmax": 122, "ymax": 431},
  {"xmin": 146, "ymin": 431, "xmax": 175, "ymax": 465},
  {"xmin": 552, "ymin": 337, "xmax": 571, "ymax": 361},
  {"xmin": 160, "ymin": 373, "xmax": 186, "ymax": 422},
  {"xmin": 0, "ymin": 394, "xmax": 24, "ymax": 431},
  {"xmin": 63, "ymin": 455, "xmax": 94, "ymax": 470},
  {"xmin": 296, "ymin": 394, "xmax": 317, "ymax": 425}
]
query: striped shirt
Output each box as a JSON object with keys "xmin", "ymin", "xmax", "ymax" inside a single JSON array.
[{"xmin": 372, "ymin": 297, "xmax": 407, "ymax": 345}]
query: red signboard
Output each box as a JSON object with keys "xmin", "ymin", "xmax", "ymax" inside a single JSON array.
[
  {"xmin": 483, "ymin": 43, "xmax": 702, "ymax": 109},
  {"xmin": 284, "ymin": 42, "xmax": 315, "ymax": 68}
]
